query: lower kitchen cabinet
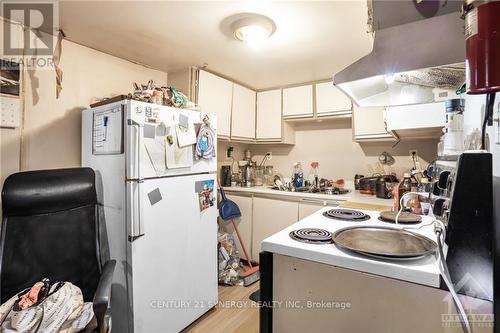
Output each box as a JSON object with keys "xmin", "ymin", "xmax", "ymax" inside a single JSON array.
[
  {"xmin": 298, "ymin": 200, "xmax": 327, "ymax": 219},
  {"xmin": 219, "ymin": 193, "xmax": 253, "ymax": 261},
  {"xmin": 298, "ymin": 197, "xmax": 341, "ymax": 219},
  {"xmin": 251, "ymin": 196, "xmax": 299, "ymax": 261}
]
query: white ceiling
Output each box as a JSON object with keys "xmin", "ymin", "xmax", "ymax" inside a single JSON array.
[{"xmin": 60, "ymin": 1, "xmax": 373, "ymax": 90}]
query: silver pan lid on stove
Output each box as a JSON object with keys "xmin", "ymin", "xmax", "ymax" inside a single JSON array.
[{"xmin": 332, "ymin": 226, "xmax": 437, "ymax": 258}]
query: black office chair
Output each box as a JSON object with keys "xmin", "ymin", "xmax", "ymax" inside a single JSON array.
[{"xmin": 0, "ymin": 167, "xmax": 115, "ymax": 332}]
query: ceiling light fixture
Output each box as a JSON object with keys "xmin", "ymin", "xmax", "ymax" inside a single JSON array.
[{"xmin": 231, "ymin": 14, "xmax": 276, "ymax": 43}]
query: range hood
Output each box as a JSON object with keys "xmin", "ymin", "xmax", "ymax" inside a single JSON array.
[{"xmin": 334, "ymin": 7, "xmax": 466, "ymax": 107}]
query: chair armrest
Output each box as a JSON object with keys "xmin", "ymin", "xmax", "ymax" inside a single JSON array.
[{"xmin": 93, "ymin": 260, "xmax": 116, "ymax": 333}]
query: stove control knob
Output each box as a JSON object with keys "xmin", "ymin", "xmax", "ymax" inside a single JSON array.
[
  {"xmin": 433, "ymin": 198, "xmax": 447, "ymax": 217},
  {"xmin": 442, "ymin": 209, "xmax": 450, "ymax": 223},
  {"xmin": 432, "ymin": 181, "xmax": 441, "ymax": 196},
  {"xmin": 437, "ymin": 171, "xmax": 451, "ymax": 190}
]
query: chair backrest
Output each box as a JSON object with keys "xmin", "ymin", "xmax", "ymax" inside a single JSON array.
[{"xmin": 0, "ymin": 168, "xmax": 101, "ymax": 303}]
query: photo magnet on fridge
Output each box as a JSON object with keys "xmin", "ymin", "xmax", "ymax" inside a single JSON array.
[{"xmin": 196, "ymin": 179, "xmax": 215, "ymax": 212}]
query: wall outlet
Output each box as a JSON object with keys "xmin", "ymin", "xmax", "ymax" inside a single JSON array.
[
  {"xmin": 409, "ymin": 149, "xmax": 419, "ymax": 161},
  {"xmin": 266, "ymin": 152, "xmax": 272, "ymax": 161},
  {"xmin": 226, "ymin": 146, "xmax": 234, "ymax": 159}
]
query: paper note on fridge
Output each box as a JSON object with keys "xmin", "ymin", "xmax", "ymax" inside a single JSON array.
[
  {"xmin": 166, "ymin": 125, "xmax": 193, "ymax": 169},
  {"xmin": 93, "ymin": 106, "xmax": 123, "ymax": 155},
  {"xmin": 176, "ymin": 122, "xmax": 197, "ymax": 147},
  {"xmin": 144, "ymin": 124, "xmax": 167, "ymax": 174}
]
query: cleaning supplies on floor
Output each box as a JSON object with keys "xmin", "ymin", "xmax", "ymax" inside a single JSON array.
[
  {"xmin": 218, "ymin": 187, "xmax": 260, "ymax": 286},
  {"xmin": 218, "ymin": 231, "xmax": 241, "ymax": 285}
]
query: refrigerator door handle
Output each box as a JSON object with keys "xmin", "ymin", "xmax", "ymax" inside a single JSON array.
[
  {"xmin": 128, "ymin": 180, "xmax": 145, "ymax": 242},
  {"xmin": 127, "ymin": 119, "xmax": 143, "ymax": 181}
]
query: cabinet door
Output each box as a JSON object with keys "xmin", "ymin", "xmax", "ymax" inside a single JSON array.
[
  {"xmin": 219, "ymin": 193, "xmax": 253, "ymax": 261},
  {"xmin": 283, "ymin": 85, "xmax": 313, "ymax": 119},
  {"xmin": 315, "ymin": 81, "xmax": 352, "ymax": 117},
  {"xmin": 197, "ymin": 70, "xmax": 232, "ymax": 138},
  {"xmin": 231, "ymin": 84, "xmax": 256, "ymax": 140},
  {"xmin": 256, "ymin": 89, "xmax": 282, "ymax": 140},
  {"xmin": 298, "ymin": 198, "xmax": 341, "ymax": 219},
  {"xmin": 353, "ymin": 105, "xmax": 394, "ymax": 140},
  {"xmin": 252, "ymin": 196, "xmax": 299, "ymax": 261}
]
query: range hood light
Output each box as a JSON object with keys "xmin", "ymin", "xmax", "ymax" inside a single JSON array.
[{"xmin": 384, "ymin": 74, "xmax": 395, "ymax": 84}]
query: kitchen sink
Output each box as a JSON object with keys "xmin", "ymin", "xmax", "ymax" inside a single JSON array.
[{"xmin": 270, "ymin": 186, "xmax": 350, "ymax": 195}]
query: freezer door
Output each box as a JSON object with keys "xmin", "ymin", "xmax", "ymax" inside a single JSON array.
[
  {"xmin": 127, "ymin": 174, "xmax": 218, "ymax": 332},
  {"xmin": 125, "ymin": 101, "xmax": 217, "ymax": 180}
]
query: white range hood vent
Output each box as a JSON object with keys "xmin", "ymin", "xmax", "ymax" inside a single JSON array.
[{"xmin": 334, "ymin": 11, "xmax": 466, "ymax": 107}]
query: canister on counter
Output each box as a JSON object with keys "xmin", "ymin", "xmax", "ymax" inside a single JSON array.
[{"xmin": 354, "ymin": 174, "xmax": 364, "ymax": 190}]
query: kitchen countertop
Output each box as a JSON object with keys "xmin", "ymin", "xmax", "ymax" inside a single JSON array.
[{"xmin": 223, "ymin": 185, "xmax": 394, "ymax": 207}]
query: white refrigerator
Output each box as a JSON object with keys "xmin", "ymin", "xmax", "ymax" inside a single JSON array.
[{"xmin": 82, "ymin": 100, "xmax": 218, "ymax": 333}]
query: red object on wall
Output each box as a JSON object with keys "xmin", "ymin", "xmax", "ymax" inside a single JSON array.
[{"xmin": 466, "ymin": 1, "xmax": 500, "ymax": 94}]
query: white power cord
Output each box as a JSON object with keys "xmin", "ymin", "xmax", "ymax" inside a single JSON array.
[
  {"xmin": 433, "ymin": 220, "xmax": 472, "ymax": 333},
  {"xmin": 395, "ymin": 191, "xmax": 430, "ymax": 224}
]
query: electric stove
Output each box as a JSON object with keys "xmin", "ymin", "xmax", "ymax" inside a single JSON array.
[{"xmin": 261, "ymin": 206, "xmax": 440, "ymax": 287}]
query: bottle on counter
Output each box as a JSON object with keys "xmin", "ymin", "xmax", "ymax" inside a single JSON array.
[
  {"xmin": 292, "ymin": 162, "xmax": 304, "ymax": 188},
  {"xmin": 395, "ymin": 173, "xmax": 412, "ymax": 211},
  {"xmin": 309, "ymin": 161, "xmax": 320, "ymax": 188},
  {"xmin": 398, "ymin": 173, "xmax": 412, "ymax": 196},
  {"xmin": 418, "ymin": 178, "xmax": 432, "ymax": 215}
]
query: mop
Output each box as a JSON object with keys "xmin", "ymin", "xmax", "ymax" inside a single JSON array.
[{"xmin": 218, "ymin": 187, "xmax": 260, "ymax": 286}]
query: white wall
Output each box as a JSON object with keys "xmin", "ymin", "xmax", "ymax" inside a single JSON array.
[
  {"xmin": 464, "ymin": 93, "xmax": 500, "ymax": 177},
  {"xmin": 1, "ymin": 19, "xmax": 168, "ymax": 186},
  {"xmin": 219, "ymin": 119, "xmax": 438, "ymax": 182}
]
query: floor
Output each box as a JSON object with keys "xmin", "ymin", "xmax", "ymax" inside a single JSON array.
[{"xmin": 182, "ymin": 282, "xmax": 260, "ymax": 333}]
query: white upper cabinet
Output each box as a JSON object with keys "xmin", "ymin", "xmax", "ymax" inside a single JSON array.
[
  {"xmin": 283, "ymin": 84, "xmax": 313, "ymax": 119},
  {"xmin": 256, "ymin": 89, "xmax": 282, "ymax": 141},
  {"xmin": 315, "ymin": 81, "xmax": 352, "ymax": 117},
  {"xmin": 231, "ymin": 84, "xmax": 256, "ymax": 140},
  {"xmin": 353, "ymin": 105, "xmax": 394, "ymax": 141},
  {"xmin": 197, "ymin": 70, "xmax": 232, "ymax": 138}
]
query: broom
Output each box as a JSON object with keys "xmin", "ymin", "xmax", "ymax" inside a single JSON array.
[{"xmin": 218, "ymin": 187, "xmax": 260, "ymax": 286}]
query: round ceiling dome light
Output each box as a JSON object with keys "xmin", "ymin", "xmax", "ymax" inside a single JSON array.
[{"xmin": 231, "ymin": 14, "xmax": 276, "ymax": 43}]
